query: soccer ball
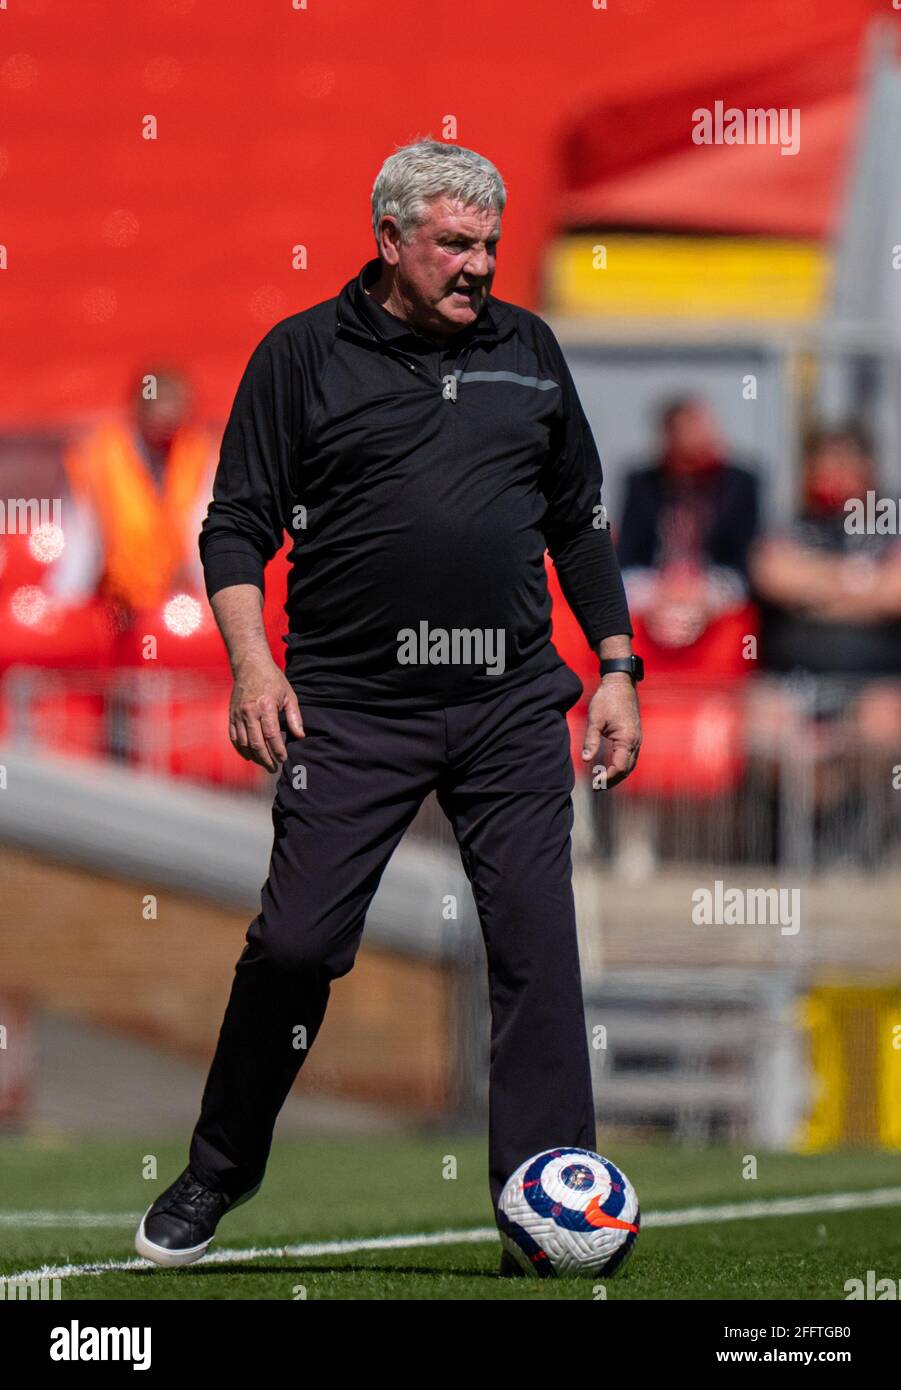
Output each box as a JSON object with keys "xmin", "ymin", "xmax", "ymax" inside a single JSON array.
[{"xmin": 497, "ymin": 1147, "xmax": 640, "ymax": 1278}]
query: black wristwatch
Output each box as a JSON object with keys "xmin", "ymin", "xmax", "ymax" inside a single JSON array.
[{"xmin": 599, "ymin": 654, "xmax": 644, "ymax": 685}]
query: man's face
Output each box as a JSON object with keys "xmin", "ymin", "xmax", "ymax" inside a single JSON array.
[
  {"xmin": 665, "ymin": 403, "xmax": 722, "ymax": 461},
  {"xmin": 384, "ymin": 197, "xmax": 500, "ymax": 338},
  {"xmin": 805, "ymin": 440, "xmax": 873, "ymax": 515}
]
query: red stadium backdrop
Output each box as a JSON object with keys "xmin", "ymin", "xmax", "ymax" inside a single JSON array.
[{"xmin": 0, "ymin": 0, "xmax": 882, "ymax": 429}]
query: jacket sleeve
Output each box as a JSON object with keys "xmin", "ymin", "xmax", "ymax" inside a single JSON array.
[
  {"xmin": 199, "ymin": 324, "xmax": 299, "ymax": 599},
  {"xmin": 537, "ymin": 321, "xmax": 633, "ymax": 647}
]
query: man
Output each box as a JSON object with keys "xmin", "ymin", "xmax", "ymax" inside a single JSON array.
[
  {"xmin": 749, "ymin": 423, "xmax": 901, "ymax": 867},
  {"xmin": 617, "ymin": 396, "xmax": 759, "ymax": 660},
  {"xmin": 752, "ymin": 423, "xmax": 901, "ymax": 678},
  {"xmin": 135, "ymin": 139, "xmax": 642, "ymax": 1270}
]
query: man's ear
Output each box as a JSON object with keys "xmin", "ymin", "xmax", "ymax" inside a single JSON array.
[{"xmin": 377, "ymin": 217, "xmax": 402, "ymax": 267}]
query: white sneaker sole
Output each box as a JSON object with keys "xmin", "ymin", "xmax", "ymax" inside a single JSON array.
[
  {"xmin": 134, "ymin": 1183, "xmax": 261, "ymax": 1268},
  {"xmin": 135, "ymin": 1210, "xmax": 212, "ymax": 1267}
]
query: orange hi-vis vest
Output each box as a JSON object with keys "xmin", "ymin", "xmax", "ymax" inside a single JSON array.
[{"xmin": 65, "ymin": 421, "xmax": 212, "ymax": 611}]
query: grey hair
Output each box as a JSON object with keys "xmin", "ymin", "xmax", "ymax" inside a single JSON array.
[{"xmin": 371, "ymin": 138, "xmax": 506, "ymax": 247}]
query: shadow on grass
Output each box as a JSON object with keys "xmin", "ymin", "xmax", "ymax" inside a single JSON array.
[{"xmin": 131, "ymin": 1263, "xmax": 501, "ymax": 1279}]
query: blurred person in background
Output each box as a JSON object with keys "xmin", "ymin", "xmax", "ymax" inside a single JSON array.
[
  {"xmin": 749, "ymin": 423, "xmax": 901, "ymax": 864},
  {"xmin": 752, "ymin": 423, "xmax": 901, "ymax": 683},
  {"xmin": 604, "ymin": 396, "xmax": 761, "ymax": 878},
  {"xmin": 617, "ymin": 395, "xmax": 761, "ymax": 675},
  {"xmin": 52, "ymin": 366, "xmax": 214, "ymax": 629}
]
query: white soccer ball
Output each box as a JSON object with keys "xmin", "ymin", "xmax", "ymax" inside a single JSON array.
[{"xmin": 497, "ymin": 1147, "xmax": 640, "ymax": 1278}]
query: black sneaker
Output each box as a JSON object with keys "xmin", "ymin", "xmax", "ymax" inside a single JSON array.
[{"xmin": 135, "ymin": 1167, "xmax": 259, "ymax": 1268}]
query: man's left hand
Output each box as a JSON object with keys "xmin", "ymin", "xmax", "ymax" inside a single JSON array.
[{"xmin": 581, "ymin": 676, "xmax": 642, "ymax": 788}]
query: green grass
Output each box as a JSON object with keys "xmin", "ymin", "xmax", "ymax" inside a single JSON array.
[{"xmin": 1, "ymin": 1135, "xmax": 899, "ymax": 1299}]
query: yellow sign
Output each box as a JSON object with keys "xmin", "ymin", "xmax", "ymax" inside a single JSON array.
[
  {"xmin": 545, "ymin": 234, "xmax": 830, "ymax": 323},
  {"xmin": 797, "ymin": 986, "xmax": 901, "ymax": 1152}
]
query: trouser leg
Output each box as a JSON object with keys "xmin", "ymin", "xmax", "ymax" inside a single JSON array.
[
  {"xmin": 438, "ymin": 665, "xmax": 596, "ymax": 1212},
  {"xmin": 189, "ymin": 702, "xmax": 439, "ymax": 1198}
]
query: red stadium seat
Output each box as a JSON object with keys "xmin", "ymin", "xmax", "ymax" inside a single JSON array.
[{"xmin": 546, "ymin": 558, "xmax": 752, "ymax": 796}]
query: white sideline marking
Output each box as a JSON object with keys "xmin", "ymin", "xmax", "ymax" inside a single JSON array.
[
  {"xmin": 644, "ymin": 1187, "xmax": 901, "ymax": 1227},
  {"xmin": 3, "ymin": 1226, "xmax": 499, "ymax": 1283},
  {"xmin": 4, "ymin": 1185, "xmax": 901, "ymax": 1284},
  {"xmin": 0, "ymin": 1211, "xmax": 139, "ymax": 1228}
]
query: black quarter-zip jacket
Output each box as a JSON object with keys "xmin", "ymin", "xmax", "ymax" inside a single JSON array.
[{"xmin": 200, "ymin": 257, "xmax": 632, "ymax": 709}]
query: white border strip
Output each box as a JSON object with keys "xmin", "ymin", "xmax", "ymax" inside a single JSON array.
[{"xmin": 4, "ymin": 1185, "xmax": 901, "ymax": 1284}]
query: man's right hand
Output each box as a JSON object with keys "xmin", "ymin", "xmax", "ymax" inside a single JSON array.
[{"xmin": 229, "ymin": 656, "xmax": 305, "ymax": 773}]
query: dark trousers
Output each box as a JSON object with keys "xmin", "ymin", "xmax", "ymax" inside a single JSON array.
[{"xmin": 189, "ymin": 662, "xmax": 597, "ymax": 1211}]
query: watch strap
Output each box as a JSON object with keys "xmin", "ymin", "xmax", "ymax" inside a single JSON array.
[{"xmin": 599, "ymin": 655, "xmax": 644, "ymax": 684}]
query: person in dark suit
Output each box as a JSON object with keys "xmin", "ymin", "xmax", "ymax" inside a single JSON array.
[{"xmin": 617, "ymin": 396, "xmax": 760, "ymax": 657}]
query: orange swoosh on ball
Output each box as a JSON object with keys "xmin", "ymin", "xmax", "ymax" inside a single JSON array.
[{"xmin": 584, "ymin": 1196, "xmax": 639, "ymax": 1233}]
